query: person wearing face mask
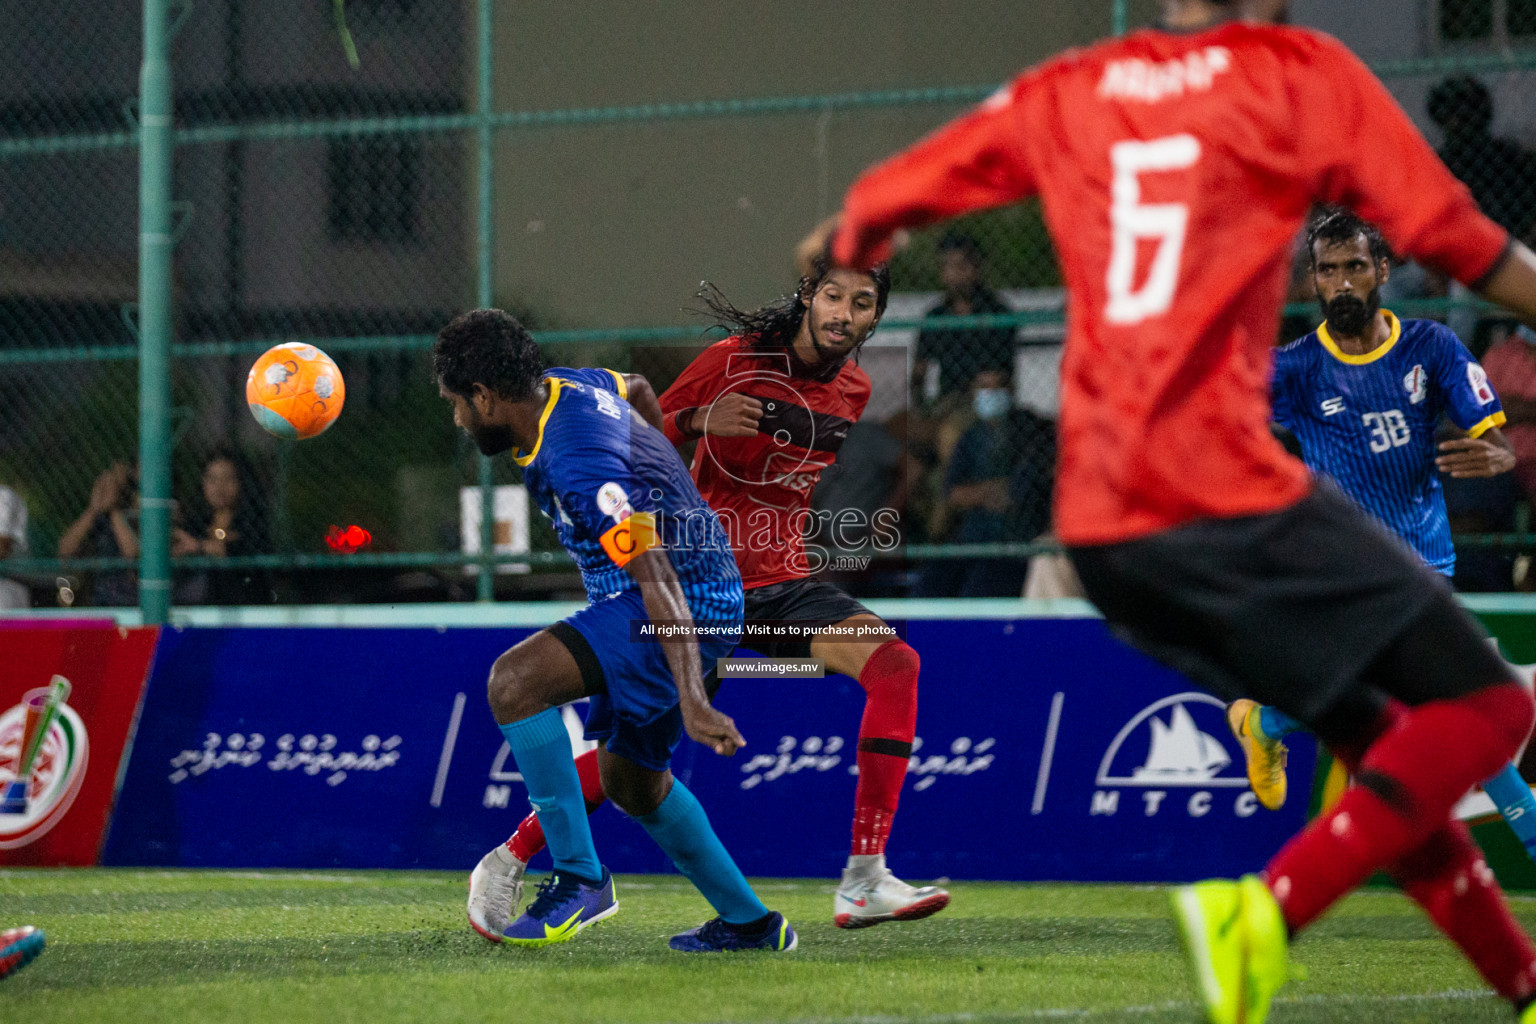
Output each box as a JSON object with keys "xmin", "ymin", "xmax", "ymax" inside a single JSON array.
[{"xmin": 915, "ymin": 370, "xmax": 1050, "ymax": 598}]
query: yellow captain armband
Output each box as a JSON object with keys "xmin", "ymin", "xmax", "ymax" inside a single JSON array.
[{"xmin": 599, "ymin": 511, "xmax": 658, "ymax": 567}]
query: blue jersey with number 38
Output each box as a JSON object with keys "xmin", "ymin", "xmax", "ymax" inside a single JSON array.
[{"xmin": 1271, "ymin": 311, "xmax": 1506, "ymax": 576}]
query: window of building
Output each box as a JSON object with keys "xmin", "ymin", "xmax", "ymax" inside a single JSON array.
[
  {"xmin": 326, "ymin": 137, "xmax": 421, "ymax": 244},
  {"xmin": 1437, "ymin": 0, "xmax": 1536, "ymax": 46}
]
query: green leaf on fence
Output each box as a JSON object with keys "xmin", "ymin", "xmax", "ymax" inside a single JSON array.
[{"xmin": 333, "ymin": 0, "xmax": 360, "ymax": 69}]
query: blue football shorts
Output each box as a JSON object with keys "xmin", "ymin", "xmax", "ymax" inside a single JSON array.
[{"xmin": 555, "ymin": 581, "xmax": 743, "ymax": 772}]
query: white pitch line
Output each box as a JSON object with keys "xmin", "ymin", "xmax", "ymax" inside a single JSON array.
[
  {"xmin": 219, "ymin": 872, "xmax": 369, "ymax": 883},
  {"xmin": 1031, "ymin": 692, "xmax": 1065, "ymax": 815},
  {"xmin": 753, "ymin": 988, "xmax": 1494, "ymax": 1024},
  {"xmin": 430, "ymin": 692, "xmax": 467, "ymax": 808}
]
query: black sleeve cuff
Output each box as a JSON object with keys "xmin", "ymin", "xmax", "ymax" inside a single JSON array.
[{"xmin": 674, "ymin": 408, "xmax": 703, "ymax": 440}]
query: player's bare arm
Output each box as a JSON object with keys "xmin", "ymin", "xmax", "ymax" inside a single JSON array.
[
  {"xmin": 621, "ymin": 373, "xmax": 665, "ymax": 431},
  {"xmin": 1478, "ymin": 242, "xmax": 1536, "ymax": 332},
  {"xmin": 1436, "ymin": 427, "xmax": 1517, "ymax": 478},
  {"xmin": 623, "ymin": 546, "xmax": 745, "ymax": 756}
]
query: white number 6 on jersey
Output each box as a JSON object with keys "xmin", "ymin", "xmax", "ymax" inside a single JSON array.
[{"xmin": 1105, "ymin": 135, "xmax": 1201, "ymax": 325}]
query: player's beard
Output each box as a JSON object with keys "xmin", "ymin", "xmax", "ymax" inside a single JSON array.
[
  {"xmin": 464, "ymin": 409, "xmax": 516, "ymax": 456},
  {"xmin": 1320, "ymin": 286, "xmax": 1381, "ymax": 338},
  {"xmin": 808, "ymin": 319, "xmax": 862, "ymax": 367}
]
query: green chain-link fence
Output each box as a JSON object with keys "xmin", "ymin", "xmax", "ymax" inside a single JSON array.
[{"xmin": 1, "ymin": 2, "xmax": 1534, "ymax": 611}]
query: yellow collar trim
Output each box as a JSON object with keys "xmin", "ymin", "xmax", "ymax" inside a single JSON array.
[
  {"xmin": 511, "ymin": 378, "xmax": 565, "ymax": 467},
  {"xmin": 1317, "ymin": 310, "xmax": 1401, "ymax": 365}
]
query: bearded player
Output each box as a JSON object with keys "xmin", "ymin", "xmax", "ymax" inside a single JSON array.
[
  {"xmin": 439, "ymin": 310, "xmax": 796, "ymax": 952},
  {"xmin": 1228, "ymin": 211, "xmax": 1536, "ymax": 872},
  {"xmin": 810, "ymin": 0, "xmax": 1536, "ymax": 1020},
  {"xmin": 468, "ymin": 258, "xmax": 947, "ymax": 935}
]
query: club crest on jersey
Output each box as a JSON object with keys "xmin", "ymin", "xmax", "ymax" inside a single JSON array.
[
  {"xmin": 1403, "ymin": 364, "xmax": 1427, "ymax": 405},
  {"xmin": 1469, "ymin": 363, "xmax": 1496, "ymax": 406},
  {"xmin": 1321, "ymin": 397, "xmax": 1345, "ymax": 417},
  {"xmin": 596, "ymin": 482, "xmax": 633, "ymax": 523}
]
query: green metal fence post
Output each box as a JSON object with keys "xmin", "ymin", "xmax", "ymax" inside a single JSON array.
[
  {"xmin": 139, "ymin": 0, "xmax": 176, "ymax": 624},
  {"xmin": 1113, "ymin": 0, "xmax": 1128, "ymax": 36},
  {"xmin": 475, "ymin": 0, "xmax": 497, "ymax": 601}
]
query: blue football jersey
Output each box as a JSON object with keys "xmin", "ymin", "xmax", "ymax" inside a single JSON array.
[
  {"xmin": 514, "ymin": 367, "xmax": 742, "ymax": 604},
  {"xmin": 1271, "ymin": 312, "xmax": 1506, "ymax": 575}
]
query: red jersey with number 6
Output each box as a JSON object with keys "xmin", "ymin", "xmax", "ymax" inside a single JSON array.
[
  {"xmin": 659, "ymin": 336, "xmax": 871, "ymax": 588},
  {"xmin": 833, "ymin": 22, "xmax": 1510, "ymax": 545}
]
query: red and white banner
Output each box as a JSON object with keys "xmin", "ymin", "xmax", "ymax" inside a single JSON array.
[{"xmin": 0, "ymin": 622, "xmax": 158, "ymax": 865}]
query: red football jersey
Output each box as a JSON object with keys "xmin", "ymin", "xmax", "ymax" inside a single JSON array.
[
  {"xmin": 834, "ymin": 23, "xmax": 1510, "ymax": 545},
  {"xmin": 659, "ymin": 336, "xmax": 871, "ymax": 588}
]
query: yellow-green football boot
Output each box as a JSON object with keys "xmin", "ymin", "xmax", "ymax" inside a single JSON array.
[{"xmin": 1171, "ymin": 874, "xmax": 1289, "ymax": 1024}]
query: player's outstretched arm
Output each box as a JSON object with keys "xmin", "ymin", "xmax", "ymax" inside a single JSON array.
[
  {"xmin": 827, "ymin": 82, "xmax": 1038, "ymax": 271},
  {"xmin": 1477, "ymin": 242, "xmax": 1536, "ymax": 332},
  {"xmin": 621, "ymin": 373, "xmax": 665, "ymax": 432},
  {"xmin": 623, "ymin": 547, "xmax": 745, "ymax": 756}
]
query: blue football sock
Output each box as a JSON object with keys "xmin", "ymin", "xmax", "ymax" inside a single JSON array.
[
  {"xmin": 499, "ymin": 709, "xmax": 602, "ymax": 882},
  {"xmin": 1483, "ymin": 761, "xmax": 1536, "ymax": 863},
  {"xmin": 635, "ymin": 779, "xmax": 768, "ymax": 925},
  {"xmin": 1257, "ymin": 706, "xmax": 1302, "ymax": 740}
]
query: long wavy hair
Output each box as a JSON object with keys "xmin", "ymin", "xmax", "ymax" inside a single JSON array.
[{"xmin": 694, "ymin": 255, "xmax": 891, "ymax": 367}]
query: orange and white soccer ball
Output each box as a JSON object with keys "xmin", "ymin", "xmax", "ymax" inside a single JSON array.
[{"xmin": 245, "ymin": 343, "xmax": 346, "ymax": 440}]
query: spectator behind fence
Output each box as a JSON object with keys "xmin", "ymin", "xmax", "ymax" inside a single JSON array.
[
  {"xmin": 57, "ymin": 462, "xmax": 139, "ymax": 606},
  {"xmin": 915, "ymin": 370, "xmax": 1052, "ymax": 597},
  {"xmin": 173, "ymin": 448, "xmax": 271, "ymax": 606},
  {"xmin": 1428, "ymin": 75, "xmax": 1536, "ymax": 246},
  {"xmin": 0, "ymin": 480, "xmax": 29, "ymax": 609},
  {"xmin": 1482, "ymin": 326, "xmax": 1536, "ymax": 501},
  {"xmin": 913, "ymin": 232, "xmax": 1016, "ymax": 406},
  {"xmin": 809, "ymin": 418, "xmax": 911, "ymax": 551}
]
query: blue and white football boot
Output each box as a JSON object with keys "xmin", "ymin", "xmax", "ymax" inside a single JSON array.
[{"xmin": 668, "ymin": 911, "xmax": 797, "ymax": 953}]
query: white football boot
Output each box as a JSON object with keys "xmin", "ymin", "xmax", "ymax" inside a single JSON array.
[
  {"xmin": 467, "ymin": 844, "xmax": 527, "ymax": 942},
  {"xmin": 833, "ymin": 855, "xmax": 950, "ymax": 929}
]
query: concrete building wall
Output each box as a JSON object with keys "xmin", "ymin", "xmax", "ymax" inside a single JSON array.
[{"xmin": 486, "ymin": 3, "xmax": 1142, "ymax": 327}]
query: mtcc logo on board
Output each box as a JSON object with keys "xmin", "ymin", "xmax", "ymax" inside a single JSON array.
[{"xmin": 1091, "ymin": 692, "xmax": 1260, "ymax": 819}]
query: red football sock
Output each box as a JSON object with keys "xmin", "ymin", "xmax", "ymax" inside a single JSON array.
[
  {"xmin": 1390, "ymin": 820, "xmax": 1536, "ymax": 1005},
  {"xmin": 507, "ymin": 747, "xmax": 605, "ymax": 863},
  {"xmin": 852, "ymin": 640, "xmax": 920, "ymax": 857},
  {"xmin": 1266, "ymin": 683, "xmax": 1532, "ymax": 933}
]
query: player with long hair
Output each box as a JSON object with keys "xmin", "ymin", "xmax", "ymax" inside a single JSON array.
[
  {"xmin": 808, "ymin": 0, "xmax": 1536, "ymax": 1019},
  {"xmin": 469, "ymin": 256, "xmax": 950, "ymax": 936}
]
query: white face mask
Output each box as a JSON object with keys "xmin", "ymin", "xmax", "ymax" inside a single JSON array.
[{"xmin": 973, "ymin": 388, "xmax": 1010, "ymax": 421}]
